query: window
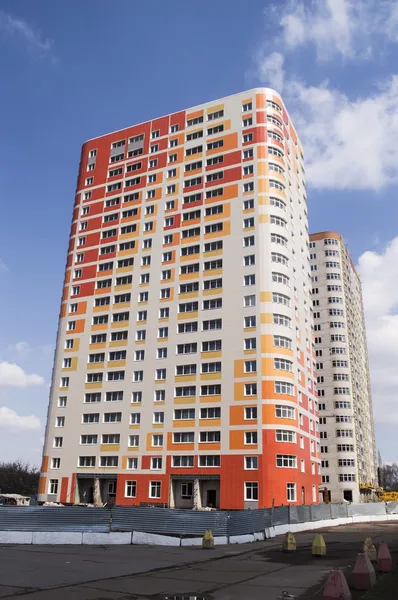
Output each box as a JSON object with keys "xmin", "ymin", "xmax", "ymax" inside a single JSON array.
[
  {"xmin": 274, "ymin": 358, "xmax": 293, "ymax": 372},
  {"xmin": 244, "ymin": 255, "xmax": 255, "ymax": 266},
  {"xmin": 199, "ymin": 455, "xmax": 220, "ymax": 467},
  {"xmin": 155, "ymin": 390, "xmax": 166, "ymax": 402},
  {"xmin": 173, "ymin": 456, "xmax": 194, "ymax": 468},
  {"xmin": 202, "ymin": 339, "xmax": 222, "ymax": 352},
  {"xmin": 173, "ymin": 432, "xmax": 194, "ymax": 443},
  {"xmin": 151, "ymin": 457, "xmax": 163, "ymax": 470},
  {"xmin": 53, "ymin": 437, "xmax": 63, "ymax": 448},
  {"xmin": 244, "ymin": 456, "xmax": 258, "ymax": 470},
  {"xmin": 200, "ymin": 431, "xmax": 221, "ymax": 442},
  {"xmin": 176, "ymin": 364, "xmax": 197, "ymax": 376},
  {"xmin": 149, "ymin": 481, "xmax": 161, "ymax": 498},
  {"xmin": 84, "ymin": 393, "xmax": 101, "ymax": 403},
  {"xmin": 201, "ymin": 384, "xmax": 221, "ymax": 396},
  {"xmin": 80, "ymin": 435, "xmax": 97, "ymax": 445},
  {"xmin": 129, "ymin": 435, "xmax": 139, "ymax": 447},
  {"xmin": 276, "ymin": 430, "xmax": 296, "ymax": 443},
  {"xmin": 202, "ymin": 318, "xmax": 222, "ymax": 331},
  {"xmin": 245, "ymin": 406, "xmax": 257, "ymax": 419},
  {"xmin": 157, "ymin": 348, "xmax": 168, "ymax": 359},
  {"xmin": 244, "ymin": 294, "xmax": 256, "ymax": 307},
  {"xmin": 287, "ymin": 483, "xmax": 296, "ymax": 502},
  {"xmin": 49, "ymin": 479, "xmax": 59, "ymax": 495},
  {"xmin": 244, "ymin": 338, "xmax": 256, "ymax": 350},
  {"xmin": 274, "ymin": 335, "xmax": 292, "ymax": 349},
  {"xmin": 102, "ymin": 434, "xmax": 120, "ymax": 444},
  {"xmin": 107, "ymin": 370, "xmax": 125, "ymax": 381},
  {"xmin": 175, "ymin": 385, "xmax": 196, "ymax": 397},
  {"xmin": 244, "ymin": 360, "xmax": 257, "ymax": 373},
  {"xmin": 200, "ymin": 407, "xmax": 221, "ymax": 419},
  {"xmin": 243, "ymin": 133, "xmax": 253, "ymax": 143},
  {"xmin": 56, "ymin": 416, "xmax": 65, "ymax": 427},
  {"xmin": 276, "ymin": 455, "xmax": 297, "ymax": 468},
  {"xmin": 100, "ymin": 456, "xmax": 118, "ymax": 467},
  {"xmin": 243, "ymin": 182, "xmax": 254, "ymax": 193},
  {"xmin": 105, "ymin": 391, "xmax": 123, "ymax": 402},
  {"xmin": 131, "ymin": 392, "xmax": 142, "ymax": 404},
  {"xmin": 133, "ymin": 370, "xmax": 144, "ymax": 382},
  {"xmin": 244, "ymin": 235, "xmax": 255, "ymax": 247},
  {"xmin": 127, "ymin": 458, "xmax": 138, "ymax": 470},
  {"xmin": 177, "ymin": 342, "xmax": 197, "ymax": 354},
  {"xmin": 130, "ymin": 413, "xmax": 141, "ymax": 425},
  {"xmin": 201, "ymin": 361, "xmax": 221, "ymax": 373},
  {"xmin": 178, "ymin": 322, "xmax": 198, "ymax": 334},
  {"xmin": 174, "ymin": 408, "xmax": 195, "ymax": 420},
  {"xmin": 58, "ymin": 396, "xmax": 67, "ymax": 408},
  {"xmin": 275, "ymin": 405, "xmax": 295, "ymax": 419},
  {"xmin": 152, "ymin": 434, "xmax": 163, "ymax": 446},
  {"xmin": 245, "ymin": 431, "xmax": 258, "ymax": 445},
  {"xmin": 339, "ymin": 474, "xmax": 356, "ymax": 482},
  {"xmin": 245, "ymin": 384, "xmax": 257, "ymax": 396},
  {"xmin": 125, "ymin": 481, "xmax": 137, "ymax": 497},
  {"xmin": 243, "ymin": 198, "xmax": 254, "ymax": 210},
  {"xmin": 51, "ymin": 457, "xmax": 61, "ymax": 469},
  {"xmin": 245, "ymin": 482, "xmax": 258, "ymax": 501},
  {"xmin": 103, "ymin": 412, "xmax": 121, "ymax": 423}
]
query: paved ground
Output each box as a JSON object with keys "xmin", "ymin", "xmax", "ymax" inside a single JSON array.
[{"xmin": 0, "ymin": 522, "xmax": 397, "ymax": 599}]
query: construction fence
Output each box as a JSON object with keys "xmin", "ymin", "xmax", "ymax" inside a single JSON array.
[{"xmin": 0, "ymin": 501, "xmax": 396, "ymax": 537}]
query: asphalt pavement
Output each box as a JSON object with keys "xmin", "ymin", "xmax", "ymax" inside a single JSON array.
[{"xmin": 0, "ymin": 521, "xmax": 397, "ymax": 599}]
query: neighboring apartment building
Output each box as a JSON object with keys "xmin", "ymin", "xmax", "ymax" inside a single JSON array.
[
  {"xmin": 39, "ymin": 88, "xmax": 320, "ymax": 509},
  {"xmin": 310, "ymin": 232, "xmax": 377, "ymax": 503}
]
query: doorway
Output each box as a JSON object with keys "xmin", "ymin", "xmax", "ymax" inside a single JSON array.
[
  {"xmin": 206, "ymin": 489, "xmax": 217, "ymax": 508},
  {"xmin": 301, "ymin": 486, "xmax": 305, "ymax": 504},
  {"xmin": 343, "ymin": 490, "xmax": 353, "ymax": 502}
]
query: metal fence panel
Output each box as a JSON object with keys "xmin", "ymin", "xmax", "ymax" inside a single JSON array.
[
  {"xmin": 227, "ymin": 509, "xmax": 265, "ymax": 536},
  {"xmin": 386, "ymin": 502, "xmax": 398, "ymax": 514},
  {"xmin": 348, "ymin": 503, "xmax": 386, "ymax": 517},
  {"xmin": 290, "ymin": 505, "xmax": 311, "ymax": 524},
  {"xmin": 330, "ymin": 504, "xmax": 349, "ymax": 519},
  {"xmin": 264, "ymin": 508, "xmax": 272, "ymax": 528},
  {"xmin": 310, "ymin": 504, "xmax": 332, "ymax": 521},
  {"xmin": 0, "ymin": 506, "xmax": 110, "ymax": 532},
  {"xmin": 111, "ymin": 507, "xmax": 229, "ymax": 536},
  {"xmin": 271, "ymin": 505, "xmax": 289, "ymax": 526}
]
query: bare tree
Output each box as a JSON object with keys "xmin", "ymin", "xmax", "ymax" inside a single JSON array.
[
  {"xmin": 0, "ymin": 460, "xmax": 40, "ymax": 496},
  {"xmin": 379, "ymin": 462, "xmax": 398, "ymax": 491}
]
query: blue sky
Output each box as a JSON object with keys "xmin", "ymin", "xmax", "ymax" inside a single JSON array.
[{"xmin": 1, "ymin": 0, "xmax": 398, "ymax": 465}]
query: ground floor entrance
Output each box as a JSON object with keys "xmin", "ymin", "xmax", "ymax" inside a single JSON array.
[
  {"xmin": 170, "ymin": 476, "xmax": 220, "ymax": 509},
  {"xmin": 76, "ymin": 475, "xmax": 117, "ymax": 506}
]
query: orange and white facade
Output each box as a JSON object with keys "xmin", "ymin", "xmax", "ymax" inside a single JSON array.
[{"xmin": 39, "ymin": 88, "xmax": 320, "ymax": 509}]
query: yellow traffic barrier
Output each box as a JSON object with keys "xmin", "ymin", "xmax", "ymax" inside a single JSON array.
[
  {"xmin": 312, "ymin": 533, "xmax": 326, "ymax": 556},
  {"xmin": 363, "ymin": 537, "xmax": 377, "ymax": 562},
  {"xmin": 282, "ymin": 532, "xmax": 296, "ymax": 552},
  {"xmin": 202, "ymin": 529, "xmax": 214, "ymax": 549}
]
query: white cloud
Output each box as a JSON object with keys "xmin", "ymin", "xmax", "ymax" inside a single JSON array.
[
  {"xmin": 277, "ymin": 0, "xmax": 398, "ymax": 61},
  {"xmin": 287, "ymin": 76, "xmax": 398, "ymax": 190},
  {"xmin": 357, "ymin": 237, "xmax": 398, "ymax": 425},
  {"xmin": 0, "ymin": 362, "xmax": 44, "ymax": 387},
  {"xmin": 256, "ymin": 51, "xmax": 285, "ymax": 93},
  {"xmin": 0, "ymin": 406, "xmax": 40, "ymax": 431},
  {"xmin": 252, "ymin": 1, "xmax": 398, "ymax": 190},
  {"xmin": 0, "ymin": 10, "xmax": 56, "ymax": 62},
  {"xmin": 0, "ymin": 258, "xmax": 7, "ymax": 272}
]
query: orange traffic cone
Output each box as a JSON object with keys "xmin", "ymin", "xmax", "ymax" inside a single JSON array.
[{"xmin": 378, "ymin": 542, "xmax": 392, "ymax": 573}]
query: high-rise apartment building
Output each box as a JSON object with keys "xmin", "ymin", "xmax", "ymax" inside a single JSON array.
[
  {"xmin": 39, "ymin": 88, "xmax": 320, "ymax": 509},
  {"xmin": 310, "ymin": 232, "xmax": 377, "ymax": 503}
]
